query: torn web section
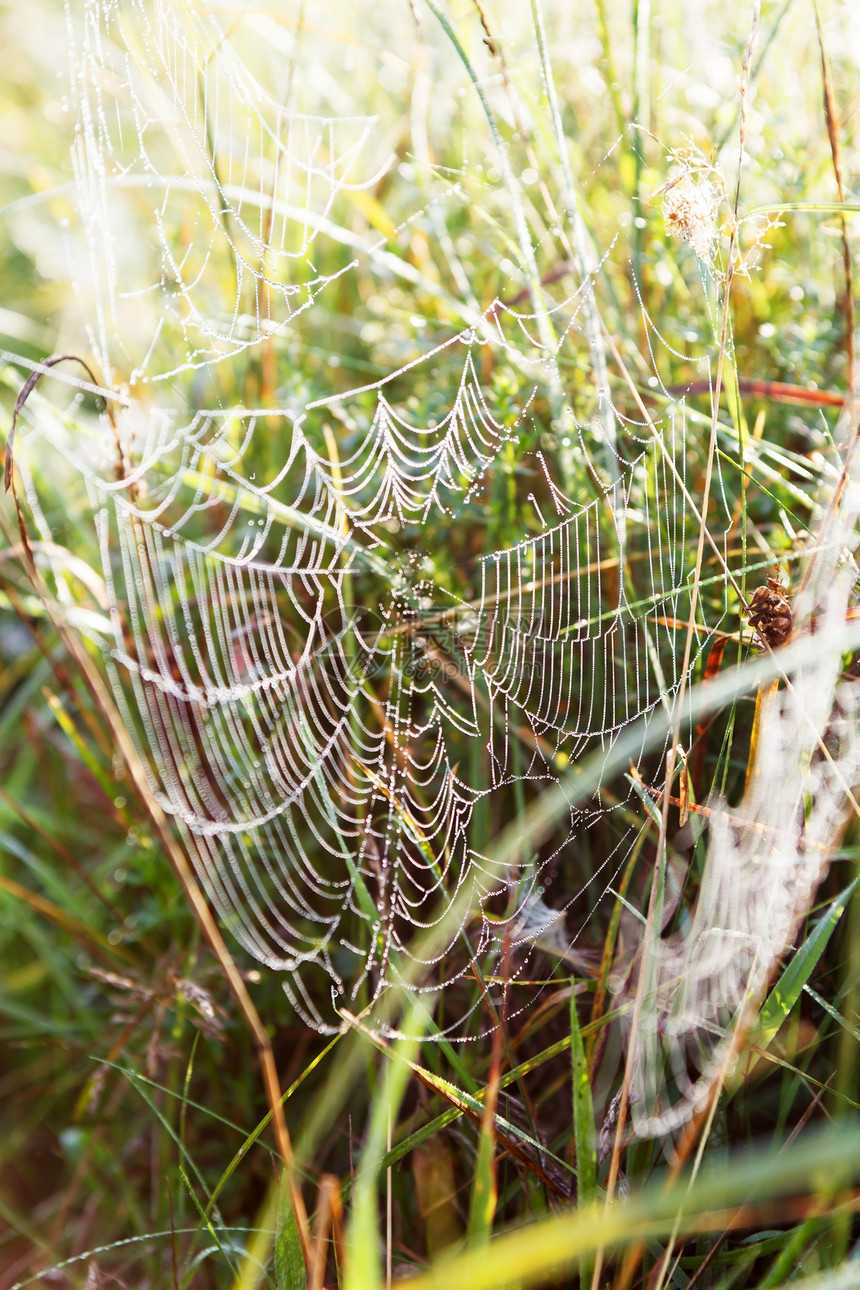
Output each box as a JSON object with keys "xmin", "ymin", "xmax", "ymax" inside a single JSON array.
[
  {"xmin": 624, "ymin": 429, "xmax": 860, "ymax": 1139},
  {"xmin": 69, "ymin": 0, "xmax": 382, "ymax": 386}
]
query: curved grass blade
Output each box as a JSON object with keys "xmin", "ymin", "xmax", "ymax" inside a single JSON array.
[{"xmin": 758, "ymin": 877, "xmax": 859, "ymax": 1049}]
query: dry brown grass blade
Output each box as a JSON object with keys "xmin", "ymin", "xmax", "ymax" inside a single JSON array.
[
  {"xmin": 309, "ymin": 1174, "xmax": 342, "ymax": 1290},
  {"xmin": 814, "ymin": 0, "xmax": 855, "ymax": 389},
  {"xmin": 667, "ymin": 377, "xmax": 846, "ymax": 408},
  {"xmin": 744, "ymin": 678, "xmax": 779, "ymax": 795},
  {"xmin": 690, "ymin": 635, "xmax": 727, "ymax": 794},
  {"xmin": 587, "ymin": 833, "xmax": 643, "ymax": 1075},
  {"xmin": 0, "ymin": 873, "xmax": 123, "ymax": 963},
  {"xmin": 3, "ymin": 353, "xmax": 117, "ymax": 493},
  {"xmin": 471, "ymin": 952, "xmax": 507, "ymax": 1231}
]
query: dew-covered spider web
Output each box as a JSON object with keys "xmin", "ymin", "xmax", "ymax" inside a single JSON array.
[
  {"xmin": 70, "ymin": 0, "xmax": 391, "ymax": 383},
  {"xmin": 14, "ymin": 0, "xmax": 860, "ymax": 1137},
  {"xmin": 32, "ymin": 322, "xmax": 707, "ymax": 1035}
]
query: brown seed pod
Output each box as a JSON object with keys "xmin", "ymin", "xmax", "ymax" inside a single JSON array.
[{"xmin": 745, "ymin": 572, "xmax": 792, "ymax": 649}]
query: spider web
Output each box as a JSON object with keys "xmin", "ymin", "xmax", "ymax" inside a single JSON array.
[
  {"xmin": 31, "ymin": 316, "xmax": 705, "ymax": 1034},
  {"xmin": 627, "ymin": 449, "xmax": 860, "ymax": 1137},
  {"xmin": 70, "ymin": 0, "xmax": 388, "ymax": 385},
  {"xmin": 14, "ymin": 0, "xmax": 860, "ymax": 1133}
]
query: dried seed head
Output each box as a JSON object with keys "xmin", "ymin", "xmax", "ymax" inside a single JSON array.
[
  {"xmin": 746, "ymin": 576, "xmax": 793, "ymax": 649},
  {"xmin": 661, "ymin": 170, "xmax": 721, "ymax": 266}
]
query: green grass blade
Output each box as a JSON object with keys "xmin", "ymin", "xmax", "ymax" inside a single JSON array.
[
  {"xmin": 759, "ymin": 877, "xmax": 859, "ymax": 1048},
  {"xmin": 178, "ymin": 1164, "xmax": 238, "ymax": 1282},
  {"xmin": 570, "ymin": 984, "xmax": 596, "ymax": 1290},
  {"xmin": 274, "ymin": 1173, "xmax": 306, "ymax": 1290}
]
